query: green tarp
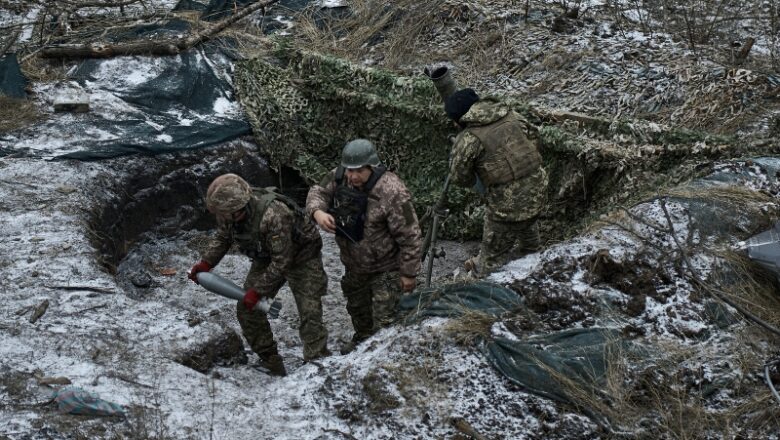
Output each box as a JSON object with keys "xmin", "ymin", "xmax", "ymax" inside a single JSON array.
[{"xmin": 399, "ymin": 282, "xmax": 631, "ymax": 414}]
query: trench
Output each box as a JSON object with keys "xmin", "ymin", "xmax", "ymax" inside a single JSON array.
[
  {"xmin": 88, "ymin": 141, "xmax": 308, "ymax": 274},
  {"xmin": 84, "ymin": 140, "xmax": 480, "ymax": 373}
]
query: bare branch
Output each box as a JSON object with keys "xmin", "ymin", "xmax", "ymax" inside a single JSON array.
[{"xmin": 40, "ymin": 0, "xmax": 279, "ymax": 59}]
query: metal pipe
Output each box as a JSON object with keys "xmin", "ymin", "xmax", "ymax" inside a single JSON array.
[
  {"xmin": 424, "ymin": 212, "xmax": 441, "ymax": 288},
  {"xmin": 424, "ymin": 64, "xmax": 458, "ymax": 101}
]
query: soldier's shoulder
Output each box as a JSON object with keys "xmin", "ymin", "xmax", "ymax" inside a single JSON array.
[
  {"xmin": 375, "ymin": 170, "xmax": 410, "ymax": 196},
  {"xmin": 462, "ymin": 100, "xmax": 509, "ymax": 125}
]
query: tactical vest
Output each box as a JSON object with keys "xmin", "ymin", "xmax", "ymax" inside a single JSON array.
[
  {"xmin": 328, "ymin": 166, "xmax": 387, "ymax": 243},
  {"xmin": 233, "ymin": 188, "xmax": 309, "ymax": 260},
  {"xmin": 462, "ymin": 111, "xmax": 542, "ymax": 186}
]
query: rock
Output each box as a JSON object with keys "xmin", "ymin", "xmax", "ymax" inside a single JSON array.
[
  {"xmin": 53, "ymin": 92, "xmax": 90, "ymax": 113},
  {"xmin": 130, "ymin": 272, "xmax": 152, "ymax": 288}
]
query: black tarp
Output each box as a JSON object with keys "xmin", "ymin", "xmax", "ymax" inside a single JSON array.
[{"xmin": 0, "ymin": 54, "xmax": 27, "ymax": 98}]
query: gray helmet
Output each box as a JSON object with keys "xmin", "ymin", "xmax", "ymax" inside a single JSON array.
[
  {"xmin": 205, "ymin": 173, "xmax": 252, "ymax": 215},
  {"xmin": 341, "ymin": 139, "xmax": 380, "ymax": 169}
]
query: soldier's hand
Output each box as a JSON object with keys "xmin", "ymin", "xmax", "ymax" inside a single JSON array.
[
  {"xmin": 400, "ymin": 276, "xmax": 416, "ymax": 292},
  {"xmin": 243, "ymin": 289, "xmax": 260, "ymax": 310},
  {"xmin": 313, "ymin": 210, "xmax": 336, "ymax": 234},
  {"xmin": 187, "ymin": 260, "xmax": 212, "ymax": 284}
]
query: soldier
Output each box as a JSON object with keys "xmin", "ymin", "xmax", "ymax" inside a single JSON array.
[
  {"xmin": 187, "ymin": 174, "xmax": 330, "ymax": 376},
  {"xmin": 445, "ymin": 88, "xmax": 548, "ymax": 276},
  {"xmin": 306, "ymin": 139, "xmax": 422, "ymax": 353}
]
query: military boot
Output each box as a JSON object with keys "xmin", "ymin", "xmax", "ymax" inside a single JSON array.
[
  {"xmin": 339, "ymin": 335, "xmax": 367, "ymax": 355},
  {"xmin": 253, "ymin": 354, "xmax": 287, "ymax": 377},
  {"xmin": 304, "ymin": 347, "xmax": 332, "ymax": 362}
]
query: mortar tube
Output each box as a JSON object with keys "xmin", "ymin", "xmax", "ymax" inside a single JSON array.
[{"xmin": 424, "ymin": 64, "xmax": 458, "ymax": 102}]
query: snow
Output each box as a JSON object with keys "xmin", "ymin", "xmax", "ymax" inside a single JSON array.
[
  {"xmin": 3, "ymin": 1, "xmax": 780, "ymax": 435},
  {"xmin": 319, "ymin": 0, "xmax": 346, "ymax": 7}
]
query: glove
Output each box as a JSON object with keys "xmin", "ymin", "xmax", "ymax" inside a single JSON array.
[
  {"xmin": 187, "ymin": 260, "xmax": 212, "ymax": 284},
  {"xmin": 243, "ymin": 288, "xmax": 261, "ymax": 310}
]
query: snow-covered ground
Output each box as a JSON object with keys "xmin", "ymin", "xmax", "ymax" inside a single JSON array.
[
  {"xmin": 4, "ymin": 1, "xmax": 780, "ymax": 437},
  {"xmin": 3, "ymin": 144, "xmax": 780, "ymax": 438}
]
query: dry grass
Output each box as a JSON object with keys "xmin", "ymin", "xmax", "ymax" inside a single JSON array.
[
  {"xmin": 708, "ymin": 250, "xmax": 780, "ymax": 330},
  {"xmin": 661, "ymin": 185, "xmax": 775, "ymax": 212},
  {"xmin": 19, "ymin": 56, "xmax": 67, "ymax": 83},
  {"xmin": 294, "ymin": 0, "xmax": 460, "ymax": 70},
  {"xmin": 0, "ymin": 95, "xmax": 40, "ymax": 134},
  {"xmin": 441, "ymin": 308, "xmax": 497, "ymax": 345},
  {"xmin": 521, "ymin": 333, "xmax": 780, "ymax": 438}
]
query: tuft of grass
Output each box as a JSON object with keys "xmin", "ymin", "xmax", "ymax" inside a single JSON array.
[
  {"xmin": 0, "ymin": 95, "xmax": 39, "ymax": 134},
  {"xmin": 441, "ymin": 308, "xmax": 497, "ymax": 346},
  {"xmin": 709, "ymin": 250, "xmax": 780, "ymax": 330},
  {"xmin": 294, "ymin": 0, "xmax": 449, "ymax": 69}
]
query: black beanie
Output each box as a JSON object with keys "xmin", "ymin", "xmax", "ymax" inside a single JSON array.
[{"xmin": 444, "ymin": 88, "xmax": 480, "ymax": 122}]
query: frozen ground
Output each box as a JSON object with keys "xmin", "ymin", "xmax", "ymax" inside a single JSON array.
[
  {"xmin": 2, "ymin": 145, "xmax": 780, "ymax": 438},
  {"xmin": 0, "ymin": 147, "xmax": 591, "ymax": 439},
  {"xmin": 3, "ymin": 0, "xmax": 780, "ymax": 437}
]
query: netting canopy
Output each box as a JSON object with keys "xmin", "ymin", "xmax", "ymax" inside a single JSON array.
[{"xmin": 234, "ymin": 48, "xmax": 484, "ymax": 239}]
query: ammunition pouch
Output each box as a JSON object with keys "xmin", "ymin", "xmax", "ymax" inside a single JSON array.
[{"xmin": 329, "ymin": 186, "xmax": 368, "ymax": 242}]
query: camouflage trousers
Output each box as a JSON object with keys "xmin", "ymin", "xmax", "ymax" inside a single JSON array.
[
  {"xmin": 236, "ymin": 254, "xmax": 328, "ymax": 361},
  {"xmin": 477, "ymin": 215, "xmax": 540, "ymax": 275},
  {"xmin": 340, "ymin": 270, "xmax": 402, "ymax": 341}
]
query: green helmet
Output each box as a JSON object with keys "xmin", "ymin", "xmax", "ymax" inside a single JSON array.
[
  {"xmin": 205, "ymin": 173, "xmax": 251, "ymax": 215},
  {"xmin": 341, "ymin": 139, "xmax": 380, "ymax": 169}
]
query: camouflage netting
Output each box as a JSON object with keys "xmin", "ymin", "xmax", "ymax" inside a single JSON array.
[
  {"xmin": 235, "ymin": 46, "xmax": 483, "ymax": 239},
  {"xmin": 235, "ymin": 46, "xmax": 780, "ymax": 241}
]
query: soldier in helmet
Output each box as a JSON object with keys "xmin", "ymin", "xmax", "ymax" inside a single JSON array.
[
  {"xmin": 306, "ymin": 139, "xmax": 422, "ymax": 353},
  {"xmin": 188, "ymin": 174, "xmax": 330, "ymax": 376},
  {"xmin": 445, "ymin": 88, "xmax": 548, "ymax": 276}
]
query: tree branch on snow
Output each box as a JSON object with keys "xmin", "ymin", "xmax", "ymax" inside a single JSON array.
[{"xmin": 40, "ymin": 0, "xmax": 279, "ymax": 59}]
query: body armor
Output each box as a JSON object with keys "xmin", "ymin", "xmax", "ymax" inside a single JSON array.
[
  {"xmin": 329, "ymin": 166, "xmax": 387, "ymax": 243},
  {"xmin": 234, "ymin": 188, "xmax": 310, "ymax": 260},
  {"xmin": 463, "ymin": 112, "xmax": 542, "ymax": 186}
]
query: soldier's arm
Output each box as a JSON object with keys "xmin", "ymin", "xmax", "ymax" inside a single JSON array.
[
  {"xmin": 386, "ymin": 185, "xmax": 423, "ymax": 278},
  {"xmin": 305, "ymin": 169, "xmax": 338, "ymax": 219},
  {"xmin": 251, "ymin": 202, "xmax": 297, "ymax": 294},
  {"xmin": 200, "ymin": 220, "xmax": 233, "ymax": 267},
  {"xmin": 449, "ymin": 131, "xmax": 481, "ymax": 187}
]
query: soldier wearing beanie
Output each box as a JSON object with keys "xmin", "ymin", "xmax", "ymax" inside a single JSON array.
[{"xmin": 445, "ymin": 89, "xmax": 549, "ymax": 276}]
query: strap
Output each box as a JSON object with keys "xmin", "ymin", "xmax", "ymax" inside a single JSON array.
[{"xmin": 364, "ymin": 165, "xmax": 387, "ymax": 192}]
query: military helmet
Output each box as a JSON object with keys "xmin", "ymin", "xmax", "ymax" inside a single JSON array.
[
  {"xmin": 341, "ymin": 139, "xmax": 380, "ymax": 169},
  {"xmin": 205, "ymin": 173, "xmax": 251, "ymax": 214}
]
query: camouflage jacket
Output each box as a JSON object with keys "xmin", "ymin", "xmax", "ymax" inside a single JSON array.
[
  {"xmin": 450, "ymin": 100, "xmax": 548, "ymax": 221},
  {"xmin": 306, "ymin": 168, "xmax": 422, "ymax": 277},
  {"xmin": 201, "ymin": 194, "xmax": 323, "ymax": 294}
]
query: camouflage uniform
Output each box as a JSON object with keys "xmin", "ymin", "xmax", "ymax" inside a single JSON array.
[
  {"xmin": 201, "ymin": 192, "xmax": 329, "ymax": 361},
  {"xmin": 306, "ymin": 169, "xmax": 422, "ymax": 341},
  {"xmin": 450, "ymin": 98, "xmax": 548, "ymax": 274}
]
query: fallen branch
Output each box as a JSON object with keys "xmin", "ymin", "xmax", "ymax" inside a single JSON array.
[
  {"xmin": 322, "ymin": 429, "xmax": 359, "ymax": 440},
  {"xmin": 41, "ymin": 0, "xmax": 278, "ymax": 59},
  {"xmin": 29, "ymin": 299, "xmax": 49, "ymax": 323},
  {"xmin": 450, "ymin": 417, "xmax": 489, "ymax": 440},
  {"xmin": 45, "ymin": 284, "xmax": 116, "ymax": 294}
]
